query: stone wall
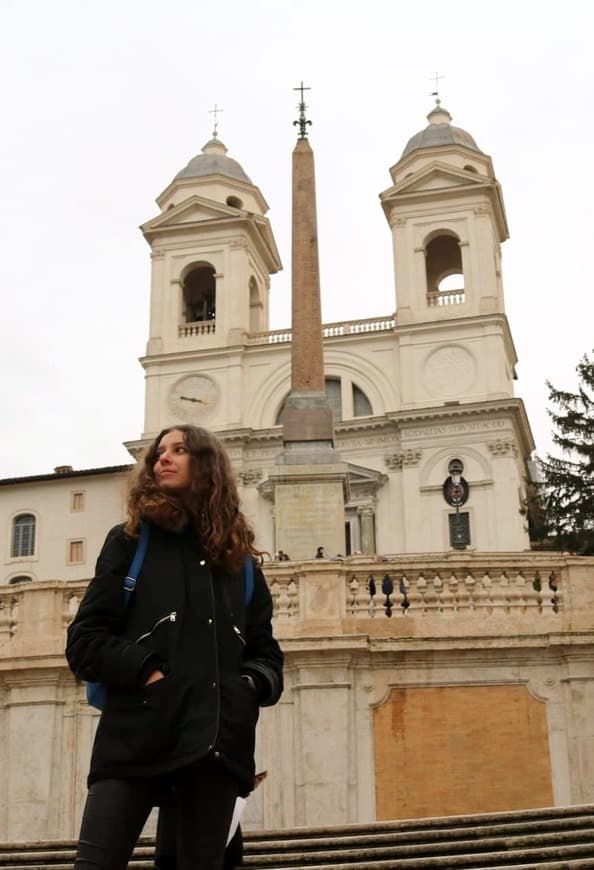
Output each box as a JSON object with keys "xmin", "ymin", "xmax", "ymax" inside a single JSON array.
[{"xmin": 1, "ymin": 552, "xmax": 593, "ymax": 841}]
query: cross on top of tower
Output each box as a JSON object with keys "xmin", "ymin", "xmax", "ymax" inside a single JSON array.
[
  {"xmin": 429, "ymin": 71, "xmax": 445, "ymax": 104},
  {"xmin": 293, "ymin": 81, "xmax": 312, "ymax": 139},
  {"xmin": 209, "ymin": 103, "xmax": 224, "ymax": 138}
]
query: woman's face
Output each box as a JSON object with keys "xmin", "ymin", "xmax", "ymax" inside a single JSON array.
[{"xmin": 153, "ymin": 429, "xmax": 192, "ymax": 493}]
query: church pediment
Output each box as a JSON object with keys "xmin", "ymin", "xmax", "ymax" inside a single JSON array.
[
  {"xmin": 347, "ymin": 462, "xmax": 388, "ymax": 498},
  {"xmin": 384, "ymin": 162, "xmax": 490, "ymax": 199},
  {"xmin": 141, "ymin": 195, "xmax": 246, "ymax": 233}
]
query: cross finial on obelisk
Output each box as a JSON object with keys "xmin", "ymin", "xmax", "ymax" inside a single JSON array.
[
  {"xmin": 293, "ymin": 81, "xmax": 312, "ymax": 140},
  {"xmin": 208, "ymin": 103, "xmax": 224, "ymax": 138}
]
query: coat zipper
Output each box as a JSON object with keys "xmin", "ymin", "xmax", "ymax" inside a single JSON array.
[
  {"xmin": 208, "ymin": 570, "xmax": 221, "ymax": 751},
  {"xmin": 135, "ymin": 612, "xmax": 176, "ymax": 644},
  {"xmin": 233, "ymin": 624, "xmax": 246, "ymax": 646}
]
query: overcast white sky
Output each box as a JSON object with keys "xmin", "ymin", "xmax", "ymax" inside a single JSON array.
[{"xmin": 1, "ymin": 0, "xmax": 592, "ymax": 479}]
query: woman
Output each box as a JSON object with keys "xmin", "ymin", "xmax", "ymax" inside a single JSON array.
[{"xmin": 66, "ymin": 425, "xmax": 283, "ymax": 870}]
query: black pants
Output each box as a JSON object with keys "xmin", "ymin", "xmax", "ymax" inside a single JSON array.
[{"xmin": 74, "ymin": 758, "xmax": 239, "ymax": 870}]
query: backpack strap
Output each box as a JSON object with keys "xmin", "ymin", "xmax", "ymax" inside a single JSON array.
[
  {"xmin": 123, "ymin": 522, "xmax": 150, "ymax": 600},
  {"xmin": 243, "ymin": 556, "xmax": 255, "ymax": 607}
]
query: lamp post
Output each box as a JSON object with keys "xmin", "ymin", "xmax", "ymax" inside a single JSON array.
[{"xmin": 444, "ymin": 458, "xmax": 469, "ymax": 549}]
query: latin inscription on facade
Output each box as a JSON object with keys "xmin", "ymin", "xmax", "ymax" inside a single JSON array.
[{"xmin": 406, "ymin": 419, "xmax": 508, "ymax": 439}]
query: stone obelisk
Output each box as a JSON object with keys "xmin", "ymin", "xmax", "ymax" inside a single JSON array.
[{"xmin": 271, "ymin": 84, "xmax": 349, "ymax": 560}]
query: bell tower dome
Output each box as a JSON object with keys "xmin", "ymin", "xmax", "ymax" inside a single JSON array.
[{"xmin": 380, "ymin": 102, "xmax": 508, "ymax": 325}]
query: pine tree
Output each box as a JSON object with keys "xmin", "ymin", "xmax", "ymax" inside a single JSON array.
[{"xmin": 538, "ymin": 352, "xmax": 594, "ymax": 554}]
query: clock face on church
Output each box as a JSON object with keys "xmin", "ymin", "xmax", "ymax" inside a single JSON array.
[{"xmin": 169, "ymin": 374, "xmax": 219, "ymax": 422}]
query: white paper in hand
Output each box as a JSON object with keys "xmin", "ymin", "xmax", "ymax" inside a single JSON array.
[{"xmin": 226, "ymin": 796, "xmax": 246, "ymax": 846}]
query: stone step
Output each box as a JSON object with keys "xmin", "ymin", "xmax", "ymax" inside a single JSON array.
[
  {"xmin": 239, "ymin": 823, "xmax": 594, "ymax": 853},
  {"xmin": 240, "ymin": 834, "xmax": 594, "ymax": 865},
  {"xmin": 1, "ymin": 805, "xmax": 594, "ymax": 869}
]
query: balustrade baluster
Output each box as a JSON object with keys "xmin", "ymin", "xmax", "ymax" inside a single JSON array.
[
  {"xmin": 491, "ymin": 572, "xmax": 509, "ymax": 613},
  {"xmin": 348, "ymin": 577, "xmax": 360, "ymax": 616},
  {"xmin": 440, "ymin": 574, "xmax": 455, "ymax": 613},
  {"xmin": 286, "ymin": 579, "xmax": 298, "ymax": 617},
  {"xmin": 463, "ymin": 572, "xmax": 476, "ymax": 610},
  {"xmin": 415, "ymin": 573, "xmax": 427, "ymax": 614},
  {"xmin": 479, "ymin": 572, "xmax": 493, "ymax": 612},
  {"xmin": 0, "ymin": 600, "xmax": 12, "ymax": 643}
]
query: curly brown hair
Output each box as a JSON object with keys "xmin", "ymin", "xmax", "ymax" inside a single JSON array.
[{"xmin": 126, "ymin": 425, "xmax": 259, "ymax": 571}]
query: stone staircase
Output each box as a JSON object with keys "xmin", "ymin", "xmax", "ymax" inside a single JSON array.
[{"xmin": 1, "ymin": 805, "xmax": 594, "ymax": 869}]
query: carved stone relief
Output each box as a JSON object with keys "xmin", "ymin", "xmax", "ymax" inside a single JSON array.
[
  {"xmin": 487, "ymin": 439, "xmax": 519, "ymax": 457},
  {"xmin": 239, "ymin": 469, "xmax": 264, "ymax": 486},
  {"xmin": 423, "ymin": 346, "xmax": 475, "ymax": 397},
  {"xmin": 385, "ymin": 449, "xmax": 423, "ymax": 470}
]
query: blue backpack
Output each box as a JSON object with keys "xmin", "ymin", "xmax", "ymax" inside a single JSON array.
[{"xmin": 86, "ymin": 523, "xmax": 254, "ymax": 710}]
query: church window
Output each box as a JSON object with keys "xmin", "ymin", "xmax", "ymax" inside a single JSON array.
[
  {"xmin": 71, "ymin": 491, "xmax": 84, "ymax": 512},
  {"xmin": 275, "ymin": 377, "xmax": 373, "ymax": 424},
  {"xmin": 464, "ymin": 164, "xmax": 478, "ymax": 174},
  {"xmin": 353, "ymin": 383, "xmax": 372, "ymax": 417},
  {"xmin": 325, "ymin": 377, "xmax": 342, "ymax": 422},
  {"xmin": 425, "ymin": 233, "xmax": 465, "ymax": 306},
  {"xmin": 182, "ymin": 265, "xmax": 216, "ymax": 323},
  {"xmin": 9, "ymin": 575, "xmax": 32, "ymax": 585},
  {"xmin": 68, "ymin": 539, "xmax": 85, "ymax": 565},
  {"xmin": 11, "ymin": 514, "xmax": 36, "ymax": 558},
  {"xmin": 226, "ymin": 195, "xmax": 243, "ymax": 209}
]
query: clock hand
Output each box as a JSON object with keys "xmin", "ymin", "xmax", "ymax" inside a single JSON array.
[{"xmin": 180, "ymin": 396, "xmax": 212, "ymax": 405}]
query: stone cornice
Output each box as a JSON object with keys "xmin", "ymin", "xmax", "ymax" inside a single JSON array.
[
  {"xmin": 0, "ymin": 465, "xmax": 131, "ymax": 487},
  {"xmin": 386, "ymin": 397, "xmax": 534, "ymax": 455}
]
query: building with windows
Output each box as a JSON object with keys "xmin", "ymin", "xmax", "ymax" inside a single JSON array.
[
  {"xmin": 5, "ymin": 105, "xmax": 590, "ymax": 846},
  {"xmin": 2, "ymin": 103, "xmax": 533, "ymax": 578}
]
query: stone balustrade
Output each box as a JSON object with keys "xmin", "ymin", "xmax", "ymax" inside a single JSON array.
[
  {"xmin": 0, "ymin": 552, "xmax": 592, "ymax": 656},
  {"xmin": 427, "ymin": 289, "xmax": 466, "ymax": 306},
  {"xmin": 1, "ymin": 552, "xmax": 594, "ymax": 842},
  {"xmin": 246, "ymin": 314, "xmax": 396, "ymax": 346},
  {"xmin": 178, "ymin": 320, "xmax": 216, "ymax": 337}
]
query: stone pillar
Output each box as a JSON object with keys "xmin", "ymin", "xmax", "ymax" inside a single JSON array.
[{"xmin": 358, "ymin": 505, "xmax": 376, "ymax": 555}]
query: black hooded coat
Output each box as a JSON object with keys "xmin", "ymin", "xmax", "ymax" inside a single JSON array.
[{"xmin": 66, "ymin": 522, "xmax": 283, "ymax": 796}]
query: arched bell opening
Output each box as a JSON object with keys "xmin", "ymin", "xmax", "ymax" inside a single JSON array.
[
  {"xmin": 425, "ymin": 232, "xmax": 466, "ymax": 307},
  {"xmin": 249, "ymin": 276, "xmax": 263, "ymax": 333},
  {"xmin": 182, "ymin": 263, "xmax": 216, "ymax": 323}
]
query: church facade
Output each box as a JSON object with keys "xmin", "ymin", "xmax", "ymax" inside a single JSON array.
[
  {"xmin": 129, "ymin": 100, "xmax": 532, "ymax": 558},
  {"xmin": 1, "ymin": 101, "xmax": 534, "ymax": 585},
  {"xmin": 4, "ymin": 106, "xmax": 589, "ymax": 847}
]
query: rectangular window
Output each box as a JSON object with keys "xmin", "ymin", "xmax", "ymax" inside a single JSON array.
[
  {"xmin": 449, "ymin": 512, "xmax": 470, "ymax": 550},
  {"xmin": 11, "ymin": 514, "xmax": 36, "ymax": 557},
  {"xmin": 68, "ymin": 539, "xmax": 85, "ymax": 565},
  {"xmin": 71, "ymin": 491, "xmax": 85, "ymax": 512}
]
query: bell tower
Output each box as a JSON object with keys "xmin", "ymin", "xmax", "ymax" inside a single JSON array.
[
  {"xmin": 377, "ymin": 103, "xmax": 534, "ymax": 551},
  {"xmin": 138, "ymin": 130, "xmax": 282, "ymax": 438},
  {"xmin": 380, "ymin": 101, "xmax": 508, "ymax": 325},
  {"xmin": 379, "ymin": 102, "xmax": 518, "ymax": 412}
]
